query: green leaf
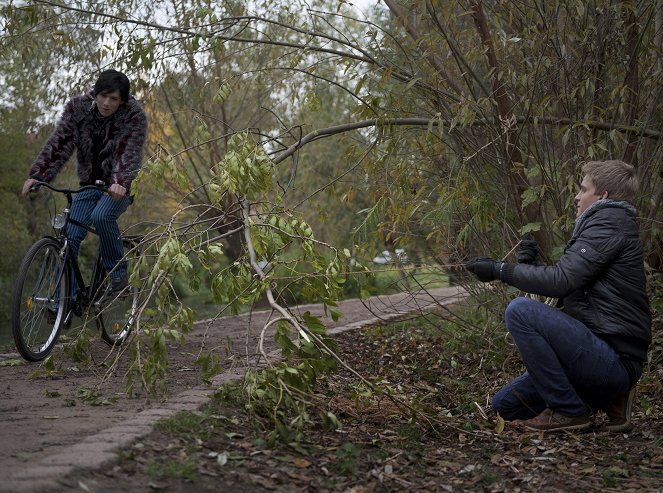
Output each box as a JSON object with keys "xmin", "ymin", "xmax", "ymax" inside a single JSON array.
[
  {"xmin": 521, "ymin": 187, "xmax": 543, "ymax": 210},
  {"xmin": 302, "ymin": 312, "xmax": 326, "ymax": 334},
  {"xmin": 520, "ymin": 223, "xmax": 542, "ymax": 234}
]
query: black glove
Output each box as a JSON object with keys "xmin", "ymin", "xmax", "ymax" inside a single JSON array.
[
  {"xmin": 465, "ymin": 256, "xmax": 503, "ymax": 282},
  {"xmin": 517, "ymin": 234, "xmax": 543, "ymax": 265}
]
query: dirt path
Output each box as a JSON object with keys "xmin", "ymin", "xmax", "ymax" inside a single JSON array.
[{"xmin": 0, "ymin": 287, "xmax": 465, "ymax": 492}]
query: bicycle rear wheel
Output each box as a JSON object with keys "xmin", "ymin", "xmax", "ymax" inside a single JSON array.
[
  {"xmin": 12, "ymin": 238, "xmax": 69, "ymax": 361},
  {"xmin": 95, "ymin": 276, "xmax": 138, "ymax": 346}
]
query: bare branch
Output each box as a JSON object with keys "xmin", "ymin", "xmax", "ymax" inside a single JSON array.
[
  {"xmin": 382, "ymin": 0, "xmax": 466, "ymax": 95},
  {"xmin": 272, "ymin": 115, "xmax": 662, "ymax": 165}
]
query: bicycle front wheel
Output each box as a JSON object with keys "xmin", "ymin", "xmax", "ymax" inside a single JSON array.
[
  {"xmin": 96, "ymin": 278, "xmax": 138, "ymax": 346},
  {"xmin": 12, "ymin": 238, "xmax": 69, "ymax": 361}
]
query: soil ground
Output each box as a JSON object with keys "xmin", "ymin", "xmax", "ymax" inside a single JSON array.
[
  {"xmin": 2, "ymin": 287, "xmax": 662, "ymax": 492},
  {"xmin": 0, "ymin": 287, "xmax": 467, "ymax": 490},
  {"xmin": 62, "ymin": 306, "xmax": 663, "ymax": 493}
]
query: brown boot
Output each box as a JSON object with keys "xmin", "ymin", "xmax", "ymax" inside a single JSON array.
[
  {"xmin": 603, "ymin": 387, "xmax": 636, "ymax": 432},
  {"xmin": 513, "ymin": 408, "xmax": 592, "ymax": 432}
]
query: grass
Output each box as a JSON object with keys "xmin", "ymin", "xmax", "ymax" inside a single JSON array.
[
  {"xmin": 134, "ymin": 310, "xmax": 488, "ymax": 481},
  {"xmin": 155, "ymin": 410, "xmax": 235, "ymax": 440},
  {"xmin": 348, "ymin": 265, "xmax": 450, "ymax": 298},
  {"xmin": 334, "ymin": 442, "xmax": 362, "ymax": 475},
  {"xmin": 0, "ymin": 327, "xmax": 15, "ymax": 351},
  {"xmin": 145, "ymin": 458, "xmax": 199, "ymax": 481}
]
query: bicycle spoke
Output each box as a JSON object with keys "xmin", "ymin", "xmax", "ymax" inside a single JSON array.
[{"xmin": 97, "ymin": 278, "xmax": 138, "ymax": 346}]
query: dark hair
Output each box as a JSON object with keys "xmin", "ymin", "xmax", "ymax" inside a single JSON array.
[{"xmin": 94, "ymin": 69, "xmax": 130, "ymax": 102}]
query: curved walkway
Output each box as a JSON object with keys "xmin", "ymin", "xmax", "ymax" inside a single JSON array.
[{"xmin": 0, "ymin": 287, "xmax": 466, "ymax": 493}]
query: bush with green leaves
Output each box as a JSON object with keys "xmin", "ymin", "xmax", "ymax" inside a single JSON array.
[{"xmin": 116, "ymin": 133, "xmax": 347, "ymax": 445}]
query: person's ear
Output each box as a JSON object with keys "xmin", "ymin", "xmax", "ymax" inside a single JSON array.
[{"xmin": 600, "ymin": 191, "xmax": 609, "ymax": 199}]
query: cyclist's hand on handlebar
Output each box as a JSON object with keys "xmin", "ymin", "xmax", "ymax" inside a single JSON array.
[
  {"xmin": 108, "ymin": 183, "xmax": 127, "ymax": 200},
  {"xmin": 21, "ymin": 178, "xmax": 39, "ymax": 197}
]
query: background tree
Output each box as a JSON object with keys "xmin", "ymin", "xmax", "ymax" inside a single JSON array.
[
  {"xmin": 0, "ymin": 1, "xmax": 107, "ymax": 333},
  {"xmin": 1, "ymin": 0, "xmax": 661, "ymax": 371},
  {"xmin": 4, "ymin": 0, "xmax": 662, "ymax": 257}
]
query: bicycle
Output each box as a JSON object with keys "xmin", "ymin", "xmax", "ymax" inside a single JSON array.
[{"xmin": 12, "ymin": 181, "xmax": 140, "ymax": 362}]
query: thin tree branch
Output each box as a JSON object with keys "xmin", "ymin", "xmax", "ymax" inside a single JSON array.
[
  {"xmin": 382, "ymin": 0, "xmax": 466, "ymax": 95},
  {"xmin": 271, "ymin": 115, "xmax": 662, "ymax": 165}
]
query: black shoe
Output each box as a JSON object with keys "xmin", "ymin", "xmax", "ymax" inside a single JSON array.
[
  {"xmin": 46, "ymin": 307, "xmax": 57, "ymax": 324},
  {"xmin": 71, "ymin": 299, "xmax": 83, "ymax": 317},
  {"xmin": 46, "ymin": 307, "xmax": 72, "ymax": 328},
  {"xmin": 108, "ymin": 276, "xmax": 129, "ymax": 297}
]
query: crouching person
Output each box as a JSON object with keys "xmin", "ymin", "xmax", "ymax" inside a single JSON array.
[{"xmin": 466, "ymin": 160, "xmax": 651, "ymax": 432}]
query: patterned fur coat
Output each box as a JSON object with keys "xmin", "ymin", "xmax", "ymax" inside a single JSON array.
[{"xmin": 28, "ymin": 91, "xmax": 147, "ymax": 193}]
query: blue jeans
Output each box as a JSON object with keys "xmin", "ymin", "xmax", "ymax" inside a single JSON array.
[
  {"xmin": 491, "ymin": 297, "xmax": 631, "ymax": 419},
  {"xmin": 67, "ymin": 188, "xmax": 131, "ymax": 297}
]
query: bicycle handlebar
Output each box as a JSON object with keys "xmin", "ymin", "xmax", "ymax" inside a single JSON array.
[{"xmin": 29, "ymin": 180, "xmax": 109, "ymax": 195}]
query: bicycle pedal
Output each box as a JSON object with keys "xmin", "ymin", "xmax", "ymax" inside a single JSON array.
[{"xmin": 106, "ymin": 287, "xmax": 130, "ymax": 301}]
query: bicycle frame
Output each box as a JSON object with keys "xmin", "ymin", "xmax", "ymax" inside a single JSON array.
[{"xmin": 36, "ymin": 183, "xmax": 113, "ymax": 317}]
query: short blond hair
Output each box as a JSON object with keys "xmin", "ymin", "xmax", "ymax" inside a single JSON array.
[{"xmin": 581, "ymin": 160, "xmax": 639, "ymax": 203}]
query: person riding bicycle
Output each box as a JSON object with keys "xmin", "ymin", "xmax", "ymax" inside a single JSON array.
[{"xmin": 21, "ymin": 69, "xmax": 147, "ymax": 301}]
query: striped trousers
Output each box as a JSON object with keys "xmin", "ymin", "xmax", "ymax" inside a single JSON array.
[{"xmin": 66, "ymin": 188, "xmax": 131, "ymax": 294}]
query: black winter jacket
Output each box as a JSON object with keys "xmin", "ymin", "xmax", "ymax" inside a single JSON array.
[{"xmin": 501, "ymin": 200, "xmax": 651, "ymax": 362}]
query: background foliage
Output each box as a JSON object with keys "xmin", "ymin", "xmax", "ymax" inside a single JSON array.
[{"xmin": 0, "ymin": 0, "xmax": 661, "ymax": 404}]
